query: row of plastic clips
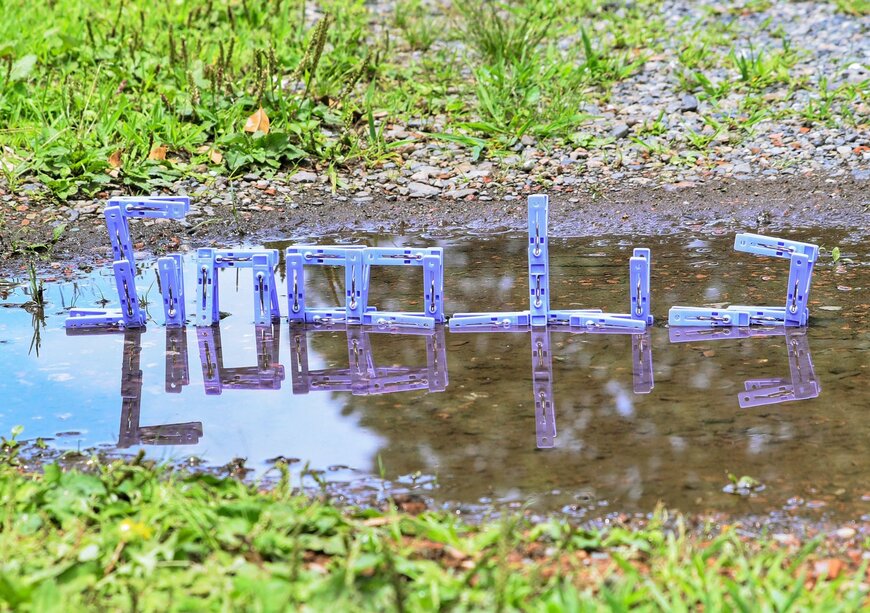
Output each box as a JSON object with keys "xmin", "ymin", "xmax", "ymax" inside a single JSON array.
[
  {"xmin": 285, "ymin": 245, "xmax": 445, "ymax": 329},
  {"xmin": 669, "ymin": 233, "xmax": 818, "ymax": 328},
  {"xmin": 65, "ymin": 196, "xmax": 191, "ymax": 330},
  {"xmin": 448, "ymin": 194, "xmax": 653, "ymax": 331},
  {"xmin": 196, "ymin": 248, "xmax": 282, "ymax": 326}
]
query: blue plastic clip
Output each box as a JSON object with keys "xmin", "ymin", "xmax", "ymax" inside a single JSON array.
[
  {"xmin": 65, "ymin": 308, "xmax": 125, "ymax": 330},
  {"xmin": 108, "ymin": 196, "xmax": 190, "ymax": 219},
  {"xmin": 668, "ymin": 307, "xmax": 750, "ymax": 327},
  {"xmin": 362, "ymin": 312, "xmax": 434, "ymax": 330},
  {"xmin": 632, "ymin": 332, "xmax": 654, "ymax": 394},
  {"xmin": 286, "ymin": 253, "xmax": 306, "ymax": 323},
  {"xmin": 733, "ymin": 233, "xmax": 819, "ymax": 261},
  {"xmin": 363, "ymin": 247, "xmax": 445, "ymax": 325},
  {"xmin": 114, "ymin": 260, "xmax": 145, "ymax": 327},
  {"xmin": 568, "ymin": 312, "xmax": 647, "ymax": 331},
  {"xmin": 252, "ymin": 253, "xmax": 281, "ymax": 326},
  {"xmin": 196, "ymin": 248, "xmax": 221, "ymax": 326},
  {"xmin": 449, "ymin": 312, "xmax": 532, "ymax": 329},
  {"xmin": 531, "ymin": 329, "xmax": 556, "ymax": 448},
  {"xmin": 157, "ymin": 255, "xmax": 185, "ymax": 327},
  {"xmin": 630, "ymin": 248, "xmax": 653, "ymax": 325},
  {"xmin": 286, "ymin": 245, "xmax": 367, "ymax": 324},
  {"xmin": 104, "ymin": 206, "xmax": 135, "ymax": 266},
  {"xmin": 784, "ymin": 253, "xmax": 812, "ymax": 326},
  {"xmin": 528, "ymin": 195, "xmax": 550, "ymax": 327}
]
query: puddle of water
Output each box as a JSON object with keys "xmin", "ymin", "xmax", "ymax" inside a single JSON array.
[{"xmin": 1, "ymin": 230, "xmax": 868, "ymax": 519}]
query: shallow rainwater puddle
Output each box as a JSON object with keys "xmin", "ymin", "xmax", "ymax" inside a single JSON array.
[{"xmin": 1, "ymin": 230, "xmax": 868, "ymax": 519}]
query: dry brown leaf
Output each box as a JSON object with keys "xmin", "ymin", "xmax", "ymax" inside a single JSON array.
[
  {"xmin": 195, "ymin": 145, "xmax": 211, "ymax": 154},
  {"xmin": 148, "ymin": 146, "xmax": 167, "ymax": 161},
  {"xmin": 813, "ymin": 558, "xmax": 845, "ymax": 581},
  {"xmin": 244, "ymin": 107, "xmax": 270, "ymax": 134},
  {"xmin": 108, "ymin": 150, "xmax": 123, "ymax": 168},
  {"xmin": 209, "ymin": 149, "xmax": 223, "ymax": 164}
]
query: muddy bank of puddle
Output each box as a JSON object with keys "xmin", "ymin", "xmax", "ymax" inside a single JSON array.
[{"xmin": 1, "ymin": 229, "xmax": 868, "ymax": 520}]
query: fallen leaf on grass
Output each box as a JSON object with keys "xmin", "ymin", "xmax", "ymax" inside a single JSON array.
[
  {"xmin": 209, "ymin": 149, "xmax": 223, "ymax": 164},
  {"xmin": 108, "ymin": 150, "xmax": 123, "ymax": 168},
  {"xmin": 812, "ymin": 558, "xmax": 844, "ymax": 581},
  {"xmin": 244, "ymin": 107, "xmax": 270, "ymax": 134},
  {"xmin": 148, "ymin": 146, "xmax": 167, "ymax": 161}
]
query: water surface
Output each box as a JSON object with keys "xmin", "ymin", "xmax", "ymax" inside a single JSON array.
[{"xmin": 1, "ymin": 229, "xmax": 867, "ymax": 518}]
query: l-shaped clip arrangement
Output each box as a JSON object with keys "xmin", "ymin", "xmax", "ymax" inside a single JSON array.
[
  {"xmin": 449, "ymin": 195, "xmax": 653, "ymax": 332},
  {"xmin": 669, "ymin": 233, "xmax": 818, "ymax": 328}
]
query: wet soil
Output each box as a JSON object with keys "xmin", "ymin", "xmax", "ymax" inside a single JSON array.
[{"xmin": 2, "ymin": 176, "xmax": 868, "ymax": 276}]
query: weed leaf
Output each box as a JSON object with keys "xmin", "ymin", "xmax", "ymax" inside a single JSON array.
[{"xmin": 10, "ymin": 54, "xmax": 37, "ymax": 81}]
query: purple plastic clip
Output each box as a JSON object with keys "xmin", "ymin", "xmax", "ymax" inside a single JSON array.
[
  {"xmin": 158, "ymin": 254, "xmax": 185, "ymax": 327},
  {"xmin": 528, "ymin": 195, "xmax": 550, "ymax": 327},
  {"xmin": 531, "ymin": 329, "xmax": 556, "ymax": 448},
  {"xmin": 630, "ymin": 248, "xmax": 653, "ymax": 325},
  {"xmin": 108, "ymin": 196, "xmax": 190, "ymax": 219},
  {"xmin": 196, "ymin": 248, "xmax": 221, "ymax": 326},
  {"xmin": 165, "ymin": 328, "xmax": 190, "ymax": 393},
  {"xmin": 286, "ymin": 245, "xmax": 367, "ymax": 324},
  {"xmin": 449, "ymin": 312, "xmax": 532, "ymax": 329},
  {"xmin": 114, "ymin": 260, "xmax": 145, "ymax": 327},
  {"xmin": 104, "ymin": 206, "xmax": 135, "ymax": 265},
  {"xmin": 568, "ymin": 313, "xmax": 647, "ymax": 331},
  {"xmin": 252, "ymin": 253, "xmax": 281, "ymax": 326},
  {"xmin": 668, "ymin": 307, "xmax": 750, "ymax": 327},
  {"xmin": 65, "ymin": 308, "xmax": 125, "ymax": 330},
  {"xmin": 361, "ymin": 248, "xmax": 445, "ymax": 326},
  {"xmin": 286, "ymin": 253, "xmax": 306, "ymax": 323}
]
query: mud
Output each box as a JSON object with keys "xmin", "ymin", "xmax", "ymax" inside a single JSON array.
[{"xmin": 1, "ymin": 176, "xmax": 868, "ymax": 276}]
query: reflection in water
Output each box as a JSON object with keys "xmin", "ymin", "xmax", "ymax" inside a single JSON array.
[
  {"xmin": 669, "ymin": 327, "xmax": 819, "ymax": 408},
  {"xmin": 290, "ymin": 326, "xmax": 448, "ymax": 396},
  {"xmin": 197, "ymin": 323, "xmax": 285, "ymax": 393},
  {"xmin": 4, "ymin": 230, "xmax": 866, "ymax": 517},
  {"xmin": 65, "ymin": 327, "xmax": 203, "ymax": 448},
  {"xmin": 458, "ymin": 326, "xmax": 655, "ymax": 448}
]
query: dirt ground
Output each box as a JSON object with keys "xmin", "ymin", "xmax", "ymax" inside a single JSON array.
[{"xmin": 2, "ymin": 175, "xmax": 867, "ymax": 275}]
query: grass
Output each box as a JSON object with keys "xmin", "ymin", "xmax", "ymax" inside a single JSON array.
[
  {"xmin": 0, "ymin": 0, "xmax": 867, "ymax": 201},
  {"xmin": 0, "ymin": 432, "xmax": 867, "ymax": 611}
]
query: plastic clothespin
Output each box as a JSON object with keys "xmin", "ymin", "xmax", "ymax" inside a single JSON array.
[
  {"xmin": 252, "ymin": 253, "xmax": 281, "ymax": 326},
  {"xmin": 668, "ymin": 307, "xmax": 750, "ymax": 327},
  {"xmin": 108, "ymin": 196, "xmax": 190, "ymax": 219},
  {"xmin": 158, "ymin": 255, "xmax": 185, "ymax": 327},
  {"xmin": 114, "ymin": 260, "xmax": 145, "ymax": 327},
  {"xmin": 527, "ymin": 195, "xmax": 550, "ymax": 327},
  {"xmin": 631, "ymin": 332, "xmax": 654, "ymax": 394},
  {"xmin": 104, "ymin": 206, "xmax": 135, "ymax": 265},
  {"xmin": 286, "ymin": 245, "xmax": 366, "ymax": 324},
  {"xmin": 568, "ymin": 312, "xmax": 647, "ymax": 331},
  {"xmin": 530, "ymin": 329, "xmax": 556, "ymax": 448},
  {"xmin": 362, "ymin": 312, "xmax": 434, "ymax": 330},
  {"xmin": 449, "ymin": 311, "xmax": 532, "ymax": 329},
  {"xmin": 65, "ymin": 308, "xmax": 126, "ymax": 330},
  {"xmin": 165, "ymin": 328, "xmax": 189, "ymax": 393},
  {"xmin": 547, "ymin": 309, "xmax": 603, "ymax": 326},
  {"xmin": 196, "ymin": 248, "xmax": 221, "ymax": 326},
  {"xmin": 286, "ymin": 253, "xmax": 306, "ymax": 323},
  {"xmin": 733, "ymin": 233, "xmax": 819, "ymax": 261},
  {"xmin": 630, "ymin": 248, "xmax": 653, "ymax": 325},
  {"xmin": 363, "ymin": 247, "xmax": 445, "ymax": 324},
  {"xmin": 784, "ymin": 253, "xmax": 812, "ymax": 326}
]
